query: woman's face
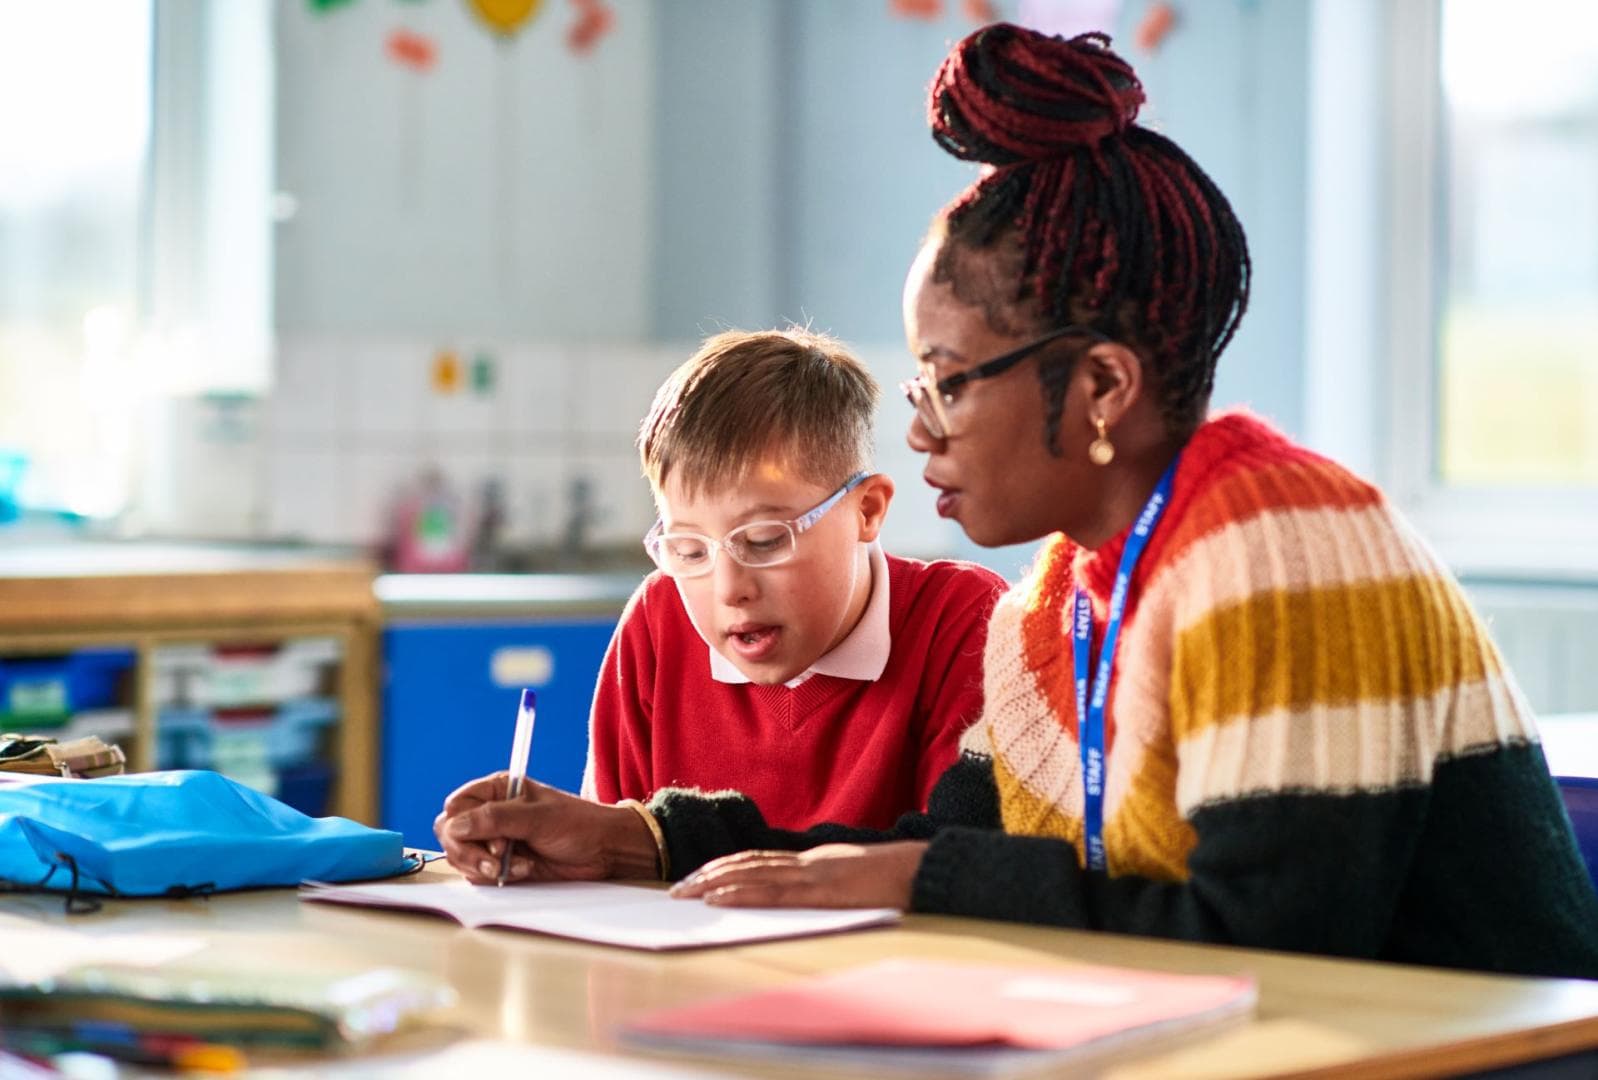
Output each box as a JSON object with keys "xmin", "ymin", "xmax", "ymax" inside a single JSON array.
[{"xmin": 901, "ymin": 241, "xmax": 1096, "ymax": 548}]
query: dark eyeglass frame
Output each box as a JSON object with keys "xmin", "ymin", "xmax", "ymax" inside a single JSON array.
[{"xmin": 900, "ymin": 323, "xmax": 1109, "ymax": 440}]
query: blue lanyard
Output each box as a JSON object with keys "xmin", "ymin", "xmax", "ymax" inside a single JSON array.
[{"xmin": 1073, "ymin": 453, "xmax": 1181, "ymax": 872}]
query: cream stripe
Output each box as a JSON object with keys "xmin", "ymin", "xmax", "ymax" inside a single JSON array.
[
  {"xmin": 1141, "ymin": 501, "xmax": 1437, "ymax": 638},
  {"xmin": 958, "ymin": 720, "xmax": 993, "ymax": 757},
  {"xmin": 1109, "ymin": 502, "xmax": 1424, "ymax": 761},
  {"xmin": 984, "ymin": 654, "xmax": 1084, "ymax": 816},
  {"xmin": 983, "ymin": 581, "xmax": 1163, "ymax": 823},
  {"xmin": 1174, "ymin": 671, "xmax": 1538, "ymax": 813},
  {"xmin": 982, "ymin": 591, "xmax": 1083, "ymax": 816}
]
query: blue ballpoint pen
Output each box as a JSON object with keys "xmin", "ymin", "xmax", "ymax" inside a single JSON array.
[{"xmin": 497, "ymin": 689, "xmax": 537, "ymax": 886}]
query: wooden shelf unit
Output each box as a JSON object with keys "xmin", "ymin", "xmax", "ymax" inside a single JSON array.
[{"xmin": 0, "ymin": 559, "xmax": 381, "ymax": 824}]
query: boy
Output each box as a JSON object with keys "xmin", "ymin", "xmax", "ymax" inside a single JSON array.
[{"xmin": 580, "ymin": 328, "xmax": 1003, "ymax": 830}]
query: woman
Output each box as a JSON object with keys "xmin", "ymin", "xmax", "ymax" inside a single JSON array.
[{"xmin": 438, "ymin": 25, "xmax": 1598, "ymax": 979}]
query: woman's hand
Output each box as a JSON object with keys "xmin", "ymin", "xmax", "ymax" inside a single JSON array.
[
  {"xmin": 433, "ymin": 773, "xmax": 658, "ymax": 884},
  {"xmin": 669, "ymin": 841, "xmax": 929, "ymax": 909}
]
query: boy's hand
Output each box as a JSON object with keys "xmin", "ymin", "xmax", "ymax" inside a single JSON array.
[
  {"xmin": 668, "ymin": 841, "xmax": 928, "ymax": 910},
  {"xmin": 433, "ymin": 773, "xmax": 658, "ymax": 884}
]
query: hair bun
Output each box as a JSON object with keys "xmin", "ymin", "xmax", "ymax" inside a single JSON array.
[{"xmin": 929, "ymin": 24, "xmax": 1144, "ymax": 165}]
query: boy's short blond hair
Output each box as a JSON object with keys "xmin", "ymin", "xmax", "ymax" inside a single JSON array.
[{"xmin": 639, "ymin": 328, "xmax": 880, "ymax": 499}]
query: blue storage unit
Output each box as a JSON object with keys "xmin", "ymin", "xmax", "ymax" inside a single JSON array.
[
  {"xmin": 382, "ymin": 618, "xmax": 617, "ymax": 849},
  {"xmin": 0, "ymin": 647, "xmax": 136, "ymax": 729}
]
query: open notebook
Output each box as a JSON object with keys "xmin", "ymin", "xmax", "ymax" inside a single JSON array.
[
  {"xmin": 299, "ymin": 879, "xmax": 900, "ymax": 951},
  {"xmin": 622, "ymin": 958, "xmax": 1257, "ymax": 1076}
]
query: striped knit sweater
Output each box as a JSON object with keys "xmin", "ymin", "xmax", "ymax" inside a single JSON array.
[{"xmin": 651, "ymin": 412, "xmax": 1598, "ymax": 978}]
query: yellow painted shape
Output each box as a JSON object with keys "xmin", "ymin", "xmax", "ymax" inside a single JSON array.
[
  {"xmin": 465, "ymin": 0, "xmax": 544, "ymax": 36},
  {"xmin": 432, "ymin": 349, "xmax": 462, "ymax": 394}
]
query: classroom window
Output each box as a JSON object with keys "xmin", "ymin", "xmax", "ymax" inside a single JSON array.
[
  {"xmin": 0, "ymin": 1, "xmax": 152, "ymax": 516},
  {"xmin": 1435, "ymin": 0, "xmax": 1598, "ymax": 488},
  {"xmin": 0, "ymin": 2, "xmax": 274, "ymax": 522}
]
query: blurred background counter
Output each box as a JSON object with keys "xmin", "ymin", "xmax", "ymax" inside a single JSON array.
[{"xmin": 0, "ymin": 549, "xmax": 635, "ymax": 850}]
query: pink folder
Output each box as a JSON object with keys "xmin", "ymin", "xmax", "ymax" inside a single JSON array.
[{"xmin": 625, "ymin": 958, "xmax": 1256, "ymax": 1071}]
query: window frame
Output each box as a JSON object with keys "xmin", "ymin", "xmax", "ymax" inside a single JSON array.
[{"xmin": 1383, "ymin": 0, "xmax": 1598, "ymax": 578}]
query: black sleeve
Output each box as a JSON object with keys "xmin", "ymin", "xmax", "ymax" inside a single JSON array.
[
  {"xmin": 910, "ymin": 791, "xmax": 1426, "ymax": 948},
  {"xmin": 649, "ymin": 751, "xmax": 1000, "ymax": 880},
  {"xmin": 910, "ymin": 747, "xmax": 1598, "ymax": 979}
]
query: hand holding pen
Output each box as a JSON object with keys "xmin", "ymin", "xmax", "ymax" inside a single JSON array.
[
  {"xmin": 497, "ymin": 689, "xmax": 537, "ymax": 886},
  {"xmin": 435, "ymin": 775, "xmax": 664, "ymax": 887}
]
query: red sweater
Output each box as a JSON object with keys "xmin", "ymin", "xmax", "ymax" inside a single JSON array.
[{"xmin": 583, "ymin": 554, "xmax": 1004, "ymax": 830}]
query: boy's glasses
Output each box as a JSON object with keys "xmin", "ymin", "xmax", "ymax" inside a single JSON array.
[
  {"xmin": 900, "ymin": 324, "xmax": 1108, "ymax": 440},
  {"xmin": 643, "ymin": 472, "xmax": 870, "ymax": 579}
]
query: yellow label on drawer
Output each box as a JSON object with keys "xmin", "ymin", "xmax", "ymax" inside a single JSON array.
[{"xmin": 490, "ymin": 647, "xmax": 554, "ymax": 688}]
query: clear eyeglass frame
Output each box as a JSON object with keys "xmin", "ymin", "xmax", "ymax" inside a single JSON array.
[{"xmin": 642, "ymin": 471, "xmax": 870, "ymax": 579}]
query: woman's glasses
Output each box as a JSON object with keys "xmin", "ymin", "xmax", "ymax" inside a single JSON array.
[{"xmin": 900, "ymin": 324, "xmax": 1108, "ymax": 440}]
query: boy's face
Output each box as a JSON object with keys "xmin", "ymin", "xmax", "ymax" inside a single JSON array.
[{"xmin": 656, "ymin": 461, "xmax": 892, "ymax": 686}]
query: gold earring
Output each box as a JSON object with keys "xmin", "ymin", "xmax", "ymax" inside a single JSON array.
[{"xmin": 1088, "ymin": 416, "xmax": 1116, "ymax": 466}]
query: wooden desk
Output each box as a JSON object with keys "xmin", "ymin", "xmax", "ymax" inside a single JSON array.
[{"xmin": 6, "ymin": 866, "xmax": 1598, "ymax": 1079}]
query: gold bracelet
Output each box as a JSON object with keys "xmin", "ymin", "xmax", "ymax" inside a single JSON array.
[{"xmin": 618, "ymin": 799, "xmax": 670, "ymax": 881}]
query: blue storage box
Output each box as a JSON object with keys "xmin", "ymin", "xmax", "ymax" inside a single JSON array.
[
  {"xmin": 155, "ymin": 698, "xmax": 338, "ymax": 770},
  {"xmin": 1557, "ymin": 776, "xmax": 1598, "ymax": 893},
  {"xmin": 0, "ymin": 648, "xmax": 135, "ymax": 728},
  {"xmin": 277, "ymin": 760, "xmax": 337, "ymax": 817}
]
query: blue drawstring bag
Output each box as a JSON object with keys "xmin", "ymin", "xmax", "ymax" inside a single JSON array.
[{"xmin": 0, "ymin": 770, "xmax": 414, "ymax": 902}]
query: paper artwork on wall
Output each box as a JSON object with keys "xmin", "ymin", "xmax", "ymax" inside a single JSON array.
[
  {"xmin": 385, "ymin": 29, "xmax": 438, "ymax": 72},
  {"xmin": 1133, "ymin": 2, "xmax": 1177, "ymax": 52},
  {"xmin": 432, "ymin": 350, "xmax": 463, "ymax": 395},
  {"xmin": 465, "ymin": 0, "xmax": 545, "ymax": 38},
  {"xmin": 889, "ymin": 0, "xmax": 944, "ymax": 19},
  {"xmin": 566, "ymin": 0, "xmax": 614, "ymax": 55}
]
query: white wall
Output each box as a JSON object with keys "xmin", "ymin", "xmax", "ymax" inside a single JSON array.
[
  {"xmin": 256, "ymin": 1, "xmax": 1323, "ymax": 570},
  {"xmin": 273, "ymin": 0, "xmax": 655, "ymax": 339}
]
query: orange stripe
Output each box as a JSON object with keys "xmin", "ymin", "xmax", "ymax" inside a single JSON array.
[{"xmin": 1019, "ymin": 539, "xmax": 1081, "ymax": 741}]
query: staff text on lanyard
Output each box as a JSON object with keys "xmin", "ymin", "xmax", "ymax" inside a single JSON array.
[{"xmin": 1073, "ymin": 453, "xmax": 1181, "ymax": 872}]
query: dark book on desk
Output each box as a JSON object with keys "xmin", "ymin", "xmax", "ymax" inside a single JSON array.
[
  {"xmin": 622, "ymin": 958, "xmax": 1257, "ymax": 1076},
  {"xmin": 0, "ymin": 963, "xmax": 453, "ymax": 1055}
]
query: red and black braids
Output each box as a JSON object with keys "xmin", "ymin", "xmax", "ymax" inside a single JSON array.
[{"xmin": 927, "ymin": 24, "xmax": 1251, "ymax": 435}]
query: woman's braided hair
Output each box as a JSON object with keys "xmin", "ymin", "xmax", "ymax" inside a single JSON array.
[{"xmin": 928, "ymin": 24, "xmax": 1251, "ymax": 435}]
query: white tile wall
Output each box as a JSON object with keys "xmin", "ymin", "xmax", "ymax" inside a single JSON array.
[
  {"xmin": 266, "ymin": 338, "xmax": 345, "ymax": 440},
  {"xmin": 504, "ymin": 448, "xmax": 569, "ymax": 546},
  {"xmin": 574, "ymin": 447, "xmax": 654, "ymax": 548},
  {"xmin": 569, "ymin": 343, "xmax": 678, "ymax": 440},
  {"xmin": 500, "ymin": 344, "xmax": 575, "ymax": 450},
  {"xmin": 254, "ymin": 336, "xmax": 986, "ymax": 561},
  {"xmin": 265, "ymin": 445, "xmax": 345, "ymax": 542},
  {"xmin": 344, "ymin": 446, "xmax": 421, "ymax": 546},
  {"xmin": 259, "ymin": 336, "xmax": 679, "ymax": 547},
  {"xmin": 348, "ymin": 340, "xmax": 430, "ymax": 438}
]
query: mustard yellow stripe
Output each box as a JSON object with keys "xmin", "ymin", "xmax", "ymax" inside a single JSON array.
[
  {"xmin": 1171, "ymin": 572, "xmax": 1502, "ymax": 739},
  {"xmin": 994, "ymin": 737, "xmax": 1195, "ymax": 879},
  {"xmin": 1103, "ymin": 744, "xmax": 1194, "ymax": 882},
  {"xmin": 992, "ymin": 748, "xmax": 1084, "ymax": 855}
]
